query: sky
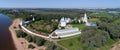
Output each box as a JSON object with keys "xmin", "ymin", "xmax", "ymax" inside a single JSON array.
[{"xmin": 0, "ymin": 0, "xmax": 120, "ymax": 8}]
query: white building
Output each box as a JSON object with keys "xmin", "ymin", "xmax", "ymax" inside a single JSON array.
[
  {"xmin": 54, "ymin": 28, "xmax": 81, "ymax": 38},
  {"xmin": 78, "ymin": 19, "xmax": 81, "ymax": 23},
  {"xmin": 32, "ymin": 17, "xmax": 35, "ymax": 21},
  {"xmin": 82, "ymin": 13, "xmax": 88, "ymax": 24},
  {"xmin": 82, "ymin": 13, "xmax": 96, "ymax": 26},
  {"xmin": 60, "ymin": 17, "xmax": 67, "ymax": 27},
  {"xmin": 82, "ymin": 13, "xmax": 91, "ymax": 26},
  {"xmin": 65, "ymin": 18, "xmax": 71, "ymax": 23},
  {"xmin": 82, "ymin": 13, "xmax": 88, "ymax": 23},
  {"xmin": 60, "ymin": 17, "xmax": 71, "ymax": 27}
]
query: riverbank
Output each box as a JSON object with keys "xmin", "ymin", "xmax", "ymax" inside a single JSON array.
[
  {"xmin": 9, "ymin": 18, "xmax": 24, "ymax": 50},
  {"xmin": 9, "ymin": 18, "xmax": 46, "ymax": 50}
]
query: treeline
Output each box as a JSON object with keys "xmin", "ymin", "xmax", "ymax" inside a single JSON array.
[
  {"xmin": 16, "ymin": 30, "xmax": 63, "ymax": 50},
  {"xmin": 0, "ymin": 9, "xmax": 92, "ymax": 21},
  {"xmin": 97, "ymin": 22, "xmax": 120, "ymax": 39},
  {"xmin": 28, "ymin": 20, "xmax": 58, "ymax": 34},
  {"xmin": 16, "ymin": 30, "xmax": 46, "ymax": 46},
  {"xmin": 81, "ymin": 26, "xmax": 110, "ymax": 48},
  {"xmin": 80, "ymin": 21, "xmax": 120, "ymax": 49},
  {"xmin": 89, "ymin": 12, "xmax": 120, "ymax": 23}
]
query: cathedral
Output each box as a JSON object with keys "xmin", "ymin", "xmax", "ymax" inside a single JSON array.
[
  {"xmin": 60, "ymin": 17, "xmax": 71, "ymax": 27},
  {"xmin": 82, "ymin": 13, "xmax": 96, "ymax": 26},
  {"xmin": 82, "ymin": 13, "xmax": 90, "ymax": 26}
]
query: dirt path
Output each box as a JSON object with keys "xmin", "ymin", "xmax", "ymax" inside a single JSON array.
[{"xmin": 110, "ymin": 40, "xmax": 120, "ymax": 50}]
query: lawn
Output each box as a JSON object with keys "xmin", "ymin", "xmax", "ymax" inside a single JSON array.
[
  {"xmin": 112, "ymin": 18, "xmax": 120, "ymax": 25},
  {"xmin": 88, "ymin": 18, "xmax": 100, "ymax": 22},
  {"xmin": 89, "ymin": 13, "xmax": 113, "ymax": 18},
  {"xmin": 58, "ymin": 36, "xmax": 84, "ymax": 50},
  {"xmin": 72, "ymin": 24, "xmax": 86, "ymax": 30},
  {"xmin": 27, "ymin": 20, "xmax": 58, "ymax": 34},
  {"xmin": 57, "ymin": 35, "xmax": 117, "ymax": 50},
  {"xmin": 99, "ymin": 39, "xmax": 117, "ymax": 50}
]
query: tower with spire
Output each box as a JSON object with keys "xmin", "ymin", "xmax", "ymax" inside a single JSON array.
[
  {"xmin": 32, "ymin": 17, "xmax": 35, "ymax": 21},
  {"xmin": 82, "ymin": 13, "xmax": 89, "ymax": 26},
  {"xmin": 84, "ymin": 13, "xmax": 88, "ymax": 23}
]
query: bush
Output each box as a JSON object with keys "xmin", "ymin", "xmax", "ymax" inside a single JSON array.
[
  {"xmin": 25, "ymin": 35, "xmax": 33, "ymax": 42},
  {"xmin": 46, "ymin": 43, "xmax": 56, "ymax": 50},
  {"xmin": 16, "ymin": 30, "xmax": 27, "ymax": 38},
  {"xmin": 35, "ymin": 36, "xmax": 46, "ymax": 46},
  {"xmin": 28, "ymin": 44, "xmax": 35, "ymax": 49},
  {"xmin": 69, "ymin": 42, "xmax": 73, "ymax": 46}
]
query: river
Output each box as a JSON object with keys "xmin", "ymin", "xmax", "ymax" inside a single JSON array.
[{"xmin": 0, "ymin": 14, "xmax": 16, "ymax": 50}]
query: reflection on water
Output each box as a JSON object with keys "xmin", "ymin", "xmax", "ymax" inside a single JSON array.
[{"xmin": 0, "ymin": 14, "xmax": 16, "ymax": 50}]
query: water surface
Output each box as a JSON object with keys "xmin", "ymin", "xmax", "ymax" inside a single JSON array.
[{"xmin": 0, "ymin": 14, "xmax": 16, "ymax": 50}]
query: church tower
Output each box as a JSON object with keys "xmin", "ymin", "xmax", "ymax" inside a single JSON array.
[
  {"xmin": 82, "ymin": 13, "xmax": 89, "ymax": 26},
  {"xmin": 32, "ymin": 17, "xmax": 35, "ymax": 21},
  {"xmin": 84, "ymin": 13, "xmax": 88, "ymax": 23}
]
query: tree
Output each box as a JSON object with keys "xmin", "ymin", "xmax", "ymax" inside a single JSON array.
[
  {"xmin": 97, "ymin": 22, "xmax": 120, "ymax": 39},
  {"xmin": 25, "ymin": 35, "xmax": 33, "ymax": 42},
  {"xmin": 46, "ymin": 43, "xmax": 56, "ymax": 50},
  {"xmin": 28, "ymin": 44, "xmax": 35, "ymax": 49},
  {"xmin": 16, "ymin": 30, "xmax": 27, "ymax": 38},
  {"xmin": 81, "ymin": 26, "xmax": 110, "ymax": 48},
  {"xmin": 34, "ymin": 36, "xmax": 46, "ymax": 46}
]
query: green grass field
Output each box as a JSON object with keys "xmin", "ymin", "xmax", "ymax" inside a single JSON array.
[
  {"xmin": 72, "ymin": 24, "xmax": 86, "ymax": 30},
  {"xmin": 58, "ymin": 36, "xmax": 84, "ymax": 50},
  {"xmin": 112, "ymin": 18, "xmax": 120, "ymax": 25},
  {"xmin": 58, "ymin": 37, "xmax": 117, "ymax": 50},
  {"xmin": 99, "ymin": 39, "xmax": 117, "ymax": 50},
  {"xmin": 89, "ymin": 13, "xmax": 113, "ymax": 18},
  {"xmin": 88, "ymin": 18, "xmax": 100, "ymax": 22}
]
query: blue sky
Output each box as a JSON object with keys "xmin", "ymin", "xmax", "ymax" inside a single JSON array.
[{"xmin": 0, "ymin": 0, "xmax": 120, "ymax": 8}]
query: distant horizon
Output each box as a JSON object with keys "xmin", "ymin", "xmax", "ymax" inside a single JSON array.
[
  {"xmin": 0, "ymin": 7, "xmax": 120, "ymax": 9},
  {"xmin": 0, "ymin": 0, "xmax": 120, "ymax": 8}
]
